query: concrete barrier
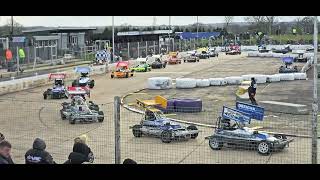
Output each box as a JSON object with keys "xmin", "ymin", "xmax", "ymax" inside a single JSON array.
[
  {"xmin": 259, "ymin": 100, "xmax": 309, "ymax": 115},
  {"xmin": 0, "ymin": 64, "xmax": 107, "ymax": 96}
]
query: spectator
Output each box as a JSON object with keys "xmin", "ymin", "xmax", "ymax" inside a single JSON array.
[
  {"xmin": 123, "ymin": 158, "xmax": 137, "ymax": 164},
  {"xmin": 0, "ymin": 133, "xmax": 4, "ymax": 142},
  {"xmin": 64, "ymin": 142, "xmax": 93, "ymax": 164},
  {"xmin": 64, "ymin": 135, "xmax": 94, "ymax": 164},
  {"xmin": 0, "ymin": 140, "xmax": 14, "ymax": 164},
  {"xmin": 25, "ymin": 138, "xmax": 55, "ymax": 164}
]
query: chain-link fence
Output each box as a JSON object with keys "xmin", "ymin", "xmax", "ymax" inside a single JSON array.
[{"xmin": 0, "ymin": 93, "xmax": 318, "ymax": 164}]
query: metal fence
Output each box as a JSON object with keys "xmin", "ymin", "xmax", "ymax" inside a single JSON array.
[{"xmin": 1, "ymin": 93, "xmax": 317, "ymax": 164}]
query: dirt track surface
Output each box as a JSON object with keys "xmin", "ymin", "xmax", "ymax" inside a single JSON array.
[{"xmin": 0, "ymin": 53, "xmax": 317, "ymax": 164}]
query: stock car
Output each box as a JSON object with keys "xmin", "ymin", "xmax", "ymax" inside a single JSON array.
[
  {"xmin": 130, "ymin": 109, "xmax": 199, "ymax": 143},
  {"xmin": 43, "ymin": 73, "xmax": 68, "ymax": 100},
  {"xmin": 205, "ymin": 105, "xmax": 293, "ymax": 155},
  {"xmin": 72, "ymin": 67, "xmax": 95, "ymax": 88},
  {"xmin": 279, "ymin": 57, "xmax": 298, "ymax": 73},
  {"xmin": 60, "ymin": 95, "xmax": 104, "ymax": 124}
]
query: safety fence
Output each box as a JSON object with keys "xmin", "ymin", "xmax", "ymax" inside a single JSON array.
[{"xmin": 0, "ymin": 94, "xmax": 318, "ymax": 164}]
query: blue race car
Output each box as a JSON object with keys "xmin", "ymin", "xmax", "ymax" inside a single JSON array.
[
  {"xmin": 130, "ymin": 109, "xmax": 199, "ymax": 143},
  {"xmin": 43, "ymin": 73, "xmax": 68, "ymax": 100},
  {"xmin": 72, "ymin": 67, "xmax": 95, "ymax": 88},
  {"xmin": 279, "ymin": 57, "xmax": 298, "ymax": 73},
  {"xmin": 205, "ymin": 105, "xmax": 293, "ymax": 155}
]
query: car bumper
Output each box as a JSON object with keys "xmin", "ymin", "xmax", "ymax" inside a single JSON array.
[{"xmin": 173, "ymin": 130, "xmax": 199, "ymax": 139}]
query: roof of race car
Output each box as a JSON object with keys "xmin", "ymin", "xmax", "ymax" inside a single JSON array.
[
  {"xmin": 75, "ymin": 66, "xmax": 92, "ymax": 73},
  {"xmin": 116, "ymin": 61, "xmax": 130, "ymax": 67}
]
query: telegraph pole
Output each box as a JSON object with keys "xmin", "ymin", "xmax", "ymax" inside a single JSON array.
[
  {"xmin": 112, "ymin": 16, "xmax": 115, "ymax": 62},
  {"xmin": 312, "ymin": 16, "xmax": 318, "ymax": 164},
  {"xmin": 168, "ymin": 16, "xmax": 171, "ymax": 53},
  {"xmin": 196, "ymin": 16, "xmax": 199, "ymax": 47}
]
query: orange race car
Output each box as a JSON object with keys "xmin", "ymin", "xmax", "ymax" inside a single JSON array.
[
  {"xmin": 110, "ymin": 61, "xmax": 134, "ymax": 78},
  {"xmin": 168, "ymin": 52, "xmax": 182, "ymax": 65}
]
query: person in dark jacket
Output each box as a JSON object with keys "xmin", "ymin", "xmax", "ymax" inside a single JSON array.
[
  {"xmin": 0, "ymin": 133, "xmax": 4, "ymax": 142},
  {"xmin": 0, "ymin": 140, "xmax": 14, "ymax": 164},
  {"xmin": 248, "ymin": 77, "xmax": 258, "ymax": 105},
  {"xmin": 25, "ymin": 138, "xmax": 55, "ymax": 164},
  {"xmin": 64, "ymin": 142, "xmax": 93, "ymax": 164}
]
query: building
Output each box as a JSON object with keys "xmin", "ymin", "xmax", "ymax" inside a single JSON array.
[{"xmin": 22, "ymin": 27, "xmax": 97, "ymax": 51}]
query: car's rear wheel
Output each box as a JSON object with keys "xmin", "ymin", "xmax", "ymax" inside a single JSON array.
[
  {"xmin": 43, "ymin": 91, "xmax": 48, "ymax": 100},
  {"xmin": 274, "ymin": 134, "xmax": 287, "ymax": 140},
  {"xmin": 209, "ymin": 138, "xmax": 223, "ymax": 150},
  {"xmin": 60, "ymin": 110, "xmax": 66, "ymax": 120},
  {"xmin": 187, "ymin": 125, "xmax": 198, "ymax": 139},
  {"xmin": 111, "ymin": 74, "xmax": 114, "ymax": 78},
  {"xmin": 257, "ymin": 141, "xmax": 271, "ymax": 155},
  {"xmin": 98, "ymin": 111, "xmax": 104, "ymax": 122},
  {"xmin": 69, "ymin": 118, "xmax": 76, "ymax": 124},
  {"xmin": 161, "ymin": 130, "xmax": 172, "ymax": 143},
  {"xmin": 125, "ymin": 73, "xmax": 129, "ymax": 78},
  {"xmin": 132, "ymin": 125, "xmax": 143, "ymax": 137}
]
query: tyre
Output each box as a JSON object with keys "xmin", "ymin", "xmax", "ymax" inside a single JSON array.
[
  {"xmin": 125, "ymin": 73, "xmax": 129, "ymax": 78},
  {"xmin": 72, "ymin": 80, "xmax": 77, "ymax": 87},
  {"xmin": 257, "ymin": 141, "xmax": 271, "ymax": 155},
  {"xmin": 69, "ymin": 118, "xmax": 76, "ymax": 124},
  {"xmin": 89, "ymin": 80, "xmax": 95, "ymax": 88},
  {"xmin": 111, "ymin": 74, "xmax": 114, "ymax": 78},
  {"xmin": 43, "ymin": 91, "xmax": 48, "ymax": 100},
  {"xmin": 98, "ymin": 111, "xmax": 104, "ymax": 122},
  {"xmin": 174, "ymin": 99, "xmax": 202, "ymax": 113},
  {"xmin": 60, "ymin": 110, "xmax": 66, "ymax": 120},
  {"xmin": 274, "ymin": 134, "xmax": 287, "ymax": 140},
  {"xmin": 161, "ymin": 130, "xmax": 172, "ymax": 143},
  {"xmin": 187, "ymin": 125, "xmax": 198, "ymax": 139},
  {"xmin": 209, "ymin": 137, "xmax": 223, "ymax": 150},
  {"xmin": 132, "ymin": 125, "xmax": 143, "ymax": 137}
]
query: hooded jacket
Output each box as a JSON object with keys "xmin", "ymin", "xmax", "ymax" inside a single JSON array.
[
  {"xmin": 25, "ymin": 138, "xmax": 55, "ymax": 164},
  {"xmin": 64, "ymin": 143, "xmax": 93, "ymax": 164}
]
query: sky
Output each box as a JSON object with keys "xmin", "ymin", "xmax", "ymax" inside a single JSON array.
[{"xmin": 0, "ymin": 16, "xmax": 300, "ymax": 27}]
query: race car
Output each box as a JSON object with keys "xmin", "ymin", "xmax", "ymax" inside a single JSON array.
[
  {"xmin": 279, "ymin": 57, "xmax": 298, "ymax": 73},
  {"xmin": 226, "ymin": 45, "xmax": 241, "ymax": 55},
  {"xmin": 110, "ymin": 61, "xmax": 134, "ymax": 78},
  {"xmin": 168, "ymin": 52, "xmax": 182, "ymax": 64},
  {"xmin": 196, "ymin": 48, "xmax": 210, "ymax": 59},
  {"xmin": 272, "ymin": 45, "xmax": 292, "ymax": 54},
  {"xmin": 130, "ymin": 59, "xmax": 151, "ymax": 72},
  {"xmin": 72, "ymin": 67, "xmax": 95, "ymax": 89},
  {"xmin": 43, "ymin": 73, "xmax": 68, "ymax": 100},
  {"xmin": 258, "ymin": 45, "xmax": 270, "ymax": 53},
  {"xmin": 205, "ymin": 104, "xmax": 293, "ymax": 155},
  {"xmin": 208, "ymin": 48, "xmax": 219, "ymax": 57},
  {"xmin": 151, "ymin": 58, "xmax": 167, "ymax": 69},
  {"xmin": 184, "ymin": 53, "xmax": 200, "ymax": 63},
  {"xmin": 60, "ymin": 95, "xmax": 104, "ymax": 124},
  {"xmin": 130, "ymin": 108, "xmax": 199, "ymax": 143},
  {"xmin": 293, "ymin": 50, "xmax": 308, "ymax": 62}
]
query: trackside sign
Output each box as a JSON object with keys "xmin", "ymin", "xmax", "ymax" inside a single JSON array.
[{"xmin": 236, "ymin": 102, "xmax": 264, "ymax": 121}]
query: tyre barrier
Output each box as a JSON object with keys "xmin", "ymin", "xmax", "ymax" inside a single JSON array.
[
  {"xmin": 174, "ymin": 99, "xmax": 202, "ymax": 113},
  {"xmin": 241, "ymin": 74, "xmax": 267, "ymax": 84},
  {"xmin": 225, "ymin": 76, "xmax": 243, "ymax": 85},
  {"xmin": 175, "ymin": 78, "xmax": 197, "ymax": 89},
  {"xmin": 196, "ymin": 79, "xmax": 210, "ymax": 87},
  {"xmin": 147, "ymin": 77, "xmax": 173, "ymax": 90},
  {"xmin": 278, "ymin": 73, "xmax": 295, "ymax": 81},
  {"xmin": 209, "ymin": 78, "xmax": 225, "ymax": 86},
  {"xmin": 266, "ymin": 74, "xmax": 281, "ymax": 83},
  {"xmin": 293, "ymin": 73, "xmax": 307, "ymax": 80}
]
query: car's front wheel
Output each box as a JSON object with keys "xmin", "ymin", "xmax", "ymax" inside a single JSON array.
[
  {"xmin": 132, "ymin": 125, "xmax": 142, "ymax": 137},
  {"xmin": 187, "ymin": 125, "xmax": 198, "ymax": 139},
  {"xmin": 257, "ymin": 141, "xmax": 271, "ymax": 155},
  {"xmin": 161, "ymin": 130, "xmax": 172, "ymax": 143},
  {"xmin": 209, "ymin": 138, "xmax": 223, "ymax": 150}
]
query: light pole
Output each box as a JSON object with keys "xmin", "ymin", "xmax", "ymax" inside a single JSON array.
[
  {"xmin": 312, "ymin": 16, "xmax": 318, "ymax": 164},
  {"xmin": 112, "ymin": 16, "xmax": 115, "ymax": 62},
  {"xmin": 196, "ymin": 16, "xmax": 199, "ymax": 48},
  {"xmin": 168, "ymin": 16, "xmax": 171, "ymax": 53}
]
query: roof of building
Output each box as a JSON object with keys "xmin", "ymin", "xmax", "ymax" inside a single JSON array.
[
  {"xmin": 178, "ymin": 32, "xmax": 221, "ymax": 40},
  {"xmin": 22, "ymin": 27, "xmax": 97, "ymax": 33},
  {"xmin": 117, "ymin": 30, "xmax": 173, "ymax": 36}
]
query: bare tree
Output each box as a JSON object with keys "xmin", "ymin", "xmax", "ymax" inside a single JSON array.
[
  {"xmin": 224, "ymin": 16, "xmax": 234, "ymax": 32},
  {"xmin": 0, "ymin": 18, "xmax": 23, "ymax": 36},
  {"xmin": 244, "ymin": 16, "xmax": 267, "ymax": 33},
  {"xmin": 265, "ymin": 16, "xmax": 278, "ymax": 35}
]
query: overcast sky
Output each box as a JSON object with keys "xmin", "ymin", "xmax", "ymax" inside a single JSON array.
[{"xmin": 0, "ymin": 16, "xmax": 300, "ymax": 27}]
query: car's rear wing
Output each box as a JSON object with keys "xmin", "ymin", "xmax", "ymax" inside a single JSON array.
[
  {"xmin": 66, "ymin": 86, "xmax": 90, "ymax": 98},
  {"xmin": 49, "ymin": 73, "xmax": 66, "ymax": 80}
]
